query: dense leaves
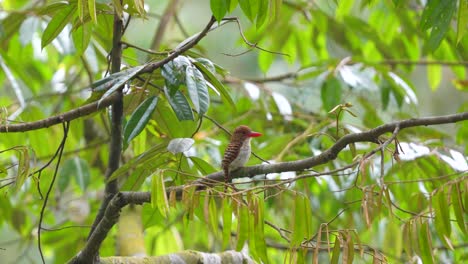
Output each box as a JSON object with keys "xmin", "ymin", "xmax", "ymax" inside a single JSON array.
[{"xmin": 0, "ymin": 0, "xmax": 467, "ymax": 263}]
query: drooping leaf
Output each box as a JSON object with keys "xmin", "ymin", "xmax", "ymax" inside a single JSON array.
[
  {"xmin": 72, "ymin": 21, "xmax": 91, "ymax": 55},
  {"xmin": 256, "ymin": 0, "xmax": 269, "ymax": 28},
  {"xmin": 457, "ymin": 0, "xmax": 468, "ymax": 43},
  {"xmin": 222, "ymin": 198, "xmax": 233, "ymax": 249},
  {"xmin": 321, "ymin": 75, "xmax": 342, "ymax": 112},
  {"xmin": 419, "ymin": 221, "xmax": 435, "ymax": 264},
  {"xmin": 189, "ymin": 156, "xmax": 217, "ymax": 174},
  {"xmin": 210, "ymin": 0, "xmax": 229, "ymax": 22},
  {"xmin": 236, "ymin": 204, "xmax": 249, "ymax": 251},
  {"xmin": 185, "ymin": 65, "xmax": 210, "ymax": 116},
  {"xmin": 123, "ymin": 96, "xmax": 158, "ymax": 149},
  {"xmin": 330, "ymin": 236, "xmax": 340, "ymax": 264},
  {"xmin": 151, "ymin": 170, "xmax": 169, "ymax": 218},
  {"xmin": 451, "ymin": 182, "xmax": 466, "ymax": 234},
  {"xmin": 238, "ymin": 0, "xmax": 258, "ymax": 22},
  {"xmin": 14, "ymin": 147, "xmax": 30, "ymax": 191},
  {"xmin": 41, "ymin": 5, "xmax": 76, "ymax": 49},
  {"xmin": 193, "ymin": 61, "xmax": 236, "ymax": 109},
  {"xmin": 88, "ymin": 0, "xmax": 97, "ymax": 23},
  {"xmin": 164, "ymin": 86, "xmax": 194, "ymax": 121},
  {"xmin": 427, "ymin": 57, "xmax": 442, "ymax": 91},
  {"xmin": 420, "ymin": 0, "xmax": 456, "ymax": 52}
]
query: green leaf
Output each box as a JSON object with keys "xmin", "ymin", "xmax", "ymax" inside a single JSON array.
[
  {"xmin": 330, "ymin": 236, "xmax": 340, "ymax": 264},
  {"xmin": 193, "ymin": 61, "xmax": 236, "ymax": 110},
  {"xmin": 384, "ymin": 220, "xmax": 403, "ymax": 258},
  {"xmin": 98, "ymin": 65, "xmax": 145, "ymax": 104},
  {"xmin": 419, "ymin": 221, "xmax": 435, "ymax": 264},
  {"xmin": 151, "ymin": 170, "xmax": 169, "ymax": 218},
  {"xmin": 291, "ymin": 195, "xmax": 309, "ymax": 247},
  {"xmin": 452, "ymin": 182, "xmax": 467, "ymax": 234},
  {"xmin": 167, "ymin": 138, "xmax": 195, "ymax": 154},
  {"xmin": 210, "ymin": 0, "xmax": 228, "ymax": 22},
  {"xmin": 258, "ymin": 48, "xmax": 275, "ymax": 73},
  {"xmin": 164, "ymin": 86, "xmax": 194, "ymax": 121},
  {"xmin": 189, "ymin": 156, "xmax": 217, "ymax": 175},
  {"xmin": 434, "ymin": 189, "xmax": 452, "ymax": 237},
  {"xmin": 380, "ymin": 78, "xmax": 391, "ymax": 110},
  {"xmin": 253, "ymin": 197, "xmax": 269, "ymax": 263},
  {"xmin": 14, "ymin": 147, "xmax": 30, "ymax": 191},
  {"xmin": 208, "ymin": 196, "xmax": 218, "ymax": 236},
  {"xmin": 41, "ymin": 5, "xmax": 76, "ymax": 49},
  {"xmin": 238, "ymin": 0, "xmax": 258, "ymax": 22},
  {"xmin": 185, "ymin": 65, "xmax": 210, "ymax": 116},
  {"xmin": 457, "ymin": 0, "xmax": 468, "ymax": 43},
  {"xmin": 88, "ymin": 0, "xmax": 97, "ymax": 23},
  {"xmin": 222, "ymin": 198, "xmax": 233, "ymax": 249},
  {"xmin": 321, "ymin": 75, "xmax": 342, "ymax": 112},
  {"xmin": 427, "ymin": 59, "xmax": 442, "ymax": 91},
  {"xmin": 72, "ymin": 21, "xmax": 91, "ymax": 55},
  {"xmin": 60, "ymin": 157, "xmax": 90, "ymax": 191},
  {"xmin": 236, "ymin": 204, "xmax": 249, "ymax": 251},
  {"xmin": 108, "ymin": 143, "xmax": 168, "ymax": 182},
  {"xmin": 195, "ymin": 58, "xmax": 216, "ymax": 74},
  {"xmin": 420, "ymin": 0, "xmax": 456, "ymax": 52},
  {"xmin": 162, "ymin": 56, "xmax": 190, "ymax": 95},
  {"xmin": 256, "ymin": 0, "xmax": 269, "ymax": 28},
  {"xmin": 77, "ymin": 0, "xmax": 86, "ymax": 21},
  {"xmin": 123, "ymin": 96, "xmax": 158, "ymax": 149}
]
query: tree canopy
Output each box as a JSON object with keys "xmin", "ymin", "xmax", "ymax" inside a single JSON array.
[{"xmin": 0, "ymin": 0, "xmax": 467, "ymax": 263}]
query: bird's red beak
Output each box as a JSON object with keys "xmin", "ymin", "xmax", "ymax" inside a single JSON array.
[{"xmin": 248, "ymin": 131, "xmax": 262, "ymax": 137}]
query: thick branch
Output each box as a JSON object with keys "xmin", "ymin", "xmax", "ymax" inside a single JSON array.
[{"xmin": 170, "ymin": 112, "xmax": 468, "ymax": 196}]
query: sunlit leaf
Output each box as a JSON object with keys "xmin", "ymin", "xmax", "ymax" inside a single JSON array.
[
  {"xmin": 41, "ymin": 5, "xmax": 76, "ymax": 49},
  {"xmin": 72, "ymin": 21, "xmax": 91, "ymax": 55},
  {"xmin": 210, "ymin": 0, "xmax": 229, "ymax": 22},
  {"xmin": 88, "ymin": 0, "xmax": 97, "ymax": 23},
  {"xmin": 238, "ymin": 0, "xmax": 258, "ymax": 22},
  {"xmin": 452, "ymin": 182, "xmax": 466, "ymax": 234},
  {"xmin": 457, "ymin": 0, "xmax": 468, "ymax": 43}
]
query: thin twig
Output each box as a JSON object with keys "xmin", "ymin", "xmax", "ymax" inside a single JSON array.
[{"xmin": 37, "ymin": 122, "xmax": 69, "ymax": 264}]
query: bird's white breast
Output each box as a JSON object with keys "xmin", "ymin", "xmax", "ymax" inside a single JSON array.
[{"xmin": 228, "ymin": 138, "xmax": 251, "ymax": 169}]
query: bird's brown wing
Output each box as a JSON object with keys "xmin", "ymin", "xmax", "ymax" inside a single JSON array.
[{"xmin": 222, "ymin": 141, "xmax": 242, "ymax": 183}]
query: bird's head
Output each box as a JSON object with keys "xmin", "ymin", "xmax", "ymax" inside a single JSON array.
[{"xmin": 232, "ymin": 125, "xmax": 262, "ymax": 141}]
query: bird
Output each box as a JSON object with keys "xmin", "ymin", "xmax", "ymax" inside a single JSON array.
[{"xmin": 221, "ymin": 125, "xmax": 262, "ymax": 188}]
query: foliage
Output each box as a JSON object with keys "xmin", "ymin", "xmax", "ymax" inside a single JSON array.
[{"xmin": 0, "ymin": 0, "xmax": 467, "ymax": 263}]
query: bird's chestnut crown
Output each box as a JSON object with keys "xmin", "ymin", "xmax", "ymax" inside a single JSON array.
[{"xmin": 234, "ymin": 125, "xmax": 262, "ymax": 138}]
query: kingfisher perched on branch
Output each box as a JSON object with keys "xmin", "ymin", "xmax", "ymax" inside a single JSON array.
[{"xmin": 221, "ymin": 125, "xmax": 262, "ymax": 187}]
